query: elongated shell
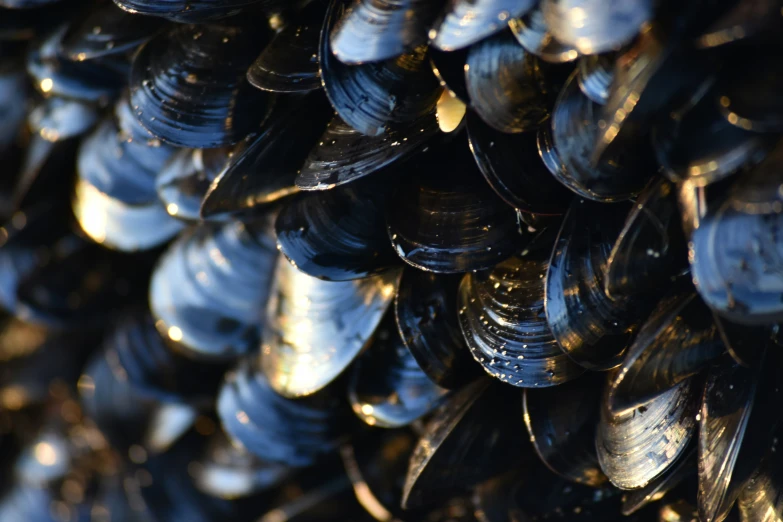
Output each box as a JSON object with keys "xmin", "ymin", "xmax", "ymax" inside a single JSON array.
[
  {"xmin": 691, "ymin": 143, "xmax": 783, "ymax": 324},
  {"xmin": 113, "ymin": 0, "xmax": 270, "ymax": 22},
  {"xmin": 523, "ymin": 373, "xmax": 607, "ymax": 486},
  {"xmin": 597, "ymin": 375, "xmax": 697, "ymax": 490},
  {"xmin": 459, "ymin": 231, "xmax": 585, "ymax": 387},
  {"xmin": 465, "ymin": 29, "xmax": 552, "ymax": 134},
  {"xmin": 608, "ymin": 290, "xmax": 724, "ymax": 414},
  {"xmin": 429, "ymin": 0, "xmax": 536, "ymax": 51},
  {"xmin": 621, "ymin": 448, "xmax": 696, "ymax": 515},
  {"xmin": 402, "ymin": 378, "xmax": 529, "ymax": 509},
  {"xmin": 395, "ymin": 268, "xmax": 480, "ymax": 390},
  {"xmin": 349, "ymin": 316, "xmax": 449, "ymax": 427},
  {"xmin": 149, "ymin": 219, "xmax": 278, "ymax": 360},
  {"xmin": 545, "ymin": 199, "xmax": 646, "ymax": 370},
  {"xmin": 260, "ymin": 259, "xmax": 400, "ymax": 398},
  {"xmin": 699, "ymin": 353, "xmax": 783, "ymax": 522},
  {"xmin": 247, "ymin": 0, "xmax": 324, "ymax": 93},
  {"xmin": 320, "ymin": 0, "xmax": 441, "ymax": 137},
  {"xmin": 200, "ymin": 92, "xmax": 332, "ymax": 219},
  {"xmin": 217, "ymin": 361, "xmax": 354, "ymax": 467},
  {"xmin": 737, "ymin": 432, "xmax": 783, "ymax": 522},
  {"xmin": 129, "ymin": 23, "xmax": 270, "ymax": 148},
  {"xmin": 275, "ymin": 174, "xmax": 399, "ymax": 281},
  {"xmin": 330, "ymin": 0, "xmax": 441, "ymax": 64}
]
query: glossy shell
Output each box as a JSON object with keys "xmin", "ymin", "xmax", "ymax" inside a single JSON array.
[
  {"xmin": 508, "ymin": 6, "xmax": 578, "ymax": 64},
  {"xmin": 260, "ymin": 259, "xmax": 400, "ymax": 398},
  {"xmin": 156, "ymin": 147, "xmax": 231, "ymax": 222},
  {"xmin": 430, "ymin": 0, "xmax": 536, "ymax": 51}
]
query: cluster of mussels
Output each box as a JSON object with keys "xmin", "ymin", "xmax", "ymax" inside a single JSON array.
[{"xmin": 0, "ymin": 0, "xmax": 781, "ymax": 520}]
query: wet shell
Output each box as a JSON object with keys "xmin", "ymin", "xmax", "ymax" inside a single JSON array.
[
  {"xmin": 395, "ymin": 268, "xmax": 481, "ymax": 390},
  {"xmin": 458, "ymin": 231, "xmax": 585, "ymax": 387},
  {"xmin": 112, "ymin": 0, "xmax": 271, "ymax": 22},
  {"xmin": 330, "ymin": 0, "xmax": 441, "ymax": 64},
  {"xmin": 217, "ymin": 360, "xmax": 354, "ymax": 467},
  {"xmin": 260, "ymin": 259, "xmax": 400, "ymax": 398},
  {"xmin": 577, "ymin": 53, "xmax": 614, "ymax": 104},
  {"xmin": 716, "ymin": 56, "xmax": 783, "ymax": 133},
  {"xmin": 349, "ymin": 315, "xmax": 449, "ymax": 427},
  {"xmin": 621, "ymin": 448, "xmax": 696, "ymax": 515},
  {"xmin": 149, "ymin": 219, "xmax": 278, "ymax": 360},
  {"xmin": 320, "ymin": 0, "xmax": 441, "ymax": 137},
  {"xmin": 129, "ymin": 23, "xmax": 270, "ymax": 148},
  {"xmin": 597, "ymin": 375, "xmax": 698, "ymax": 490},
  {"xmin": 508, "ymin": 6, "xmax": 579, "ymax": 64},
  {"xmin": 465, "ymin": 29, "xmax": 551, "ymax": 134},
  {"xmin": 429, "ymin": 0, "xmax": 536, "ymax": 51},
  {"xmin": 156, "ymin": 147, "xmax": 231, "ymax": 222}
]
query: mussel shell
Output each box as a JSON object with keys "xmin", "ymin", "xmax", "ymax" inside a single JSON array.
[
  {"xmin": 459, "ymin": 230, "xmax": 585, "ymax": 387},
  {"xmin": 74, "ymin": 99, "xmax": 184, "ymax": 251},
  {"xmin": 699, "ymin": 353, "xmax": 783, "ymax": 522},
  {"xmin": 217, "ymin": 361, "xmax": 354, "ymax": 467},
  {"xmin": 260, "ymin": 259, "xmax": 400, "ymax": 398},
  {"xmin": 192, "ymin": 431, "xmax": 292, "ymax": 499},
  {"xmin": 247, "ymin": 0, "xmax": 324, "ymax": 93},
  {"xmin": 156, "ymin": 147, "xmax": 231, "ymax": 222},
  {"xmin": 737, "ymin": 431, "xmax": 783, "ymax": 522},
  {"xmin": 395, "ymin": 268, "xmax": 480, "ymax": 390},
  {"xmin": 577, "ymin": 53, "xmax": 614, "ymax": 104},
  {"xmin": 465, "ymin": 29, "xmax": 552, "ymax": 134},
  {"xmin": 593, "ymin": 28, "xmax": 717, "ymax": 163},
  {"xmin": 541, "ymin": 0, "xmax": 652, "ymax": 55},
  {"xmin": 597, "ymin": 374, "xmax": 698, "ymax": 490},
  {"xmin": 508, "ymin": 6, "xmax": 579, "ymax": 64},
  {"xmin": 276, "ymin": 175, "xmax": 399, "ymax": 281},
  {"xmin": 149, "ymin": 219, "xmax": 278, "ymax": 360},
  {"xmin": 387, "ymin": 135, "xmax": 526, "ymax": 273},
  {"xmin": 201, "ymin": 92, "xmax": 332, "ymax": 219},
  {"xmin": 550, "ymin": 70, "xmax": 653, "ymax": 202},
  {"xmin": 330, "ymin": 0, "xmax": 440, "ymax": 64},
  {"xmin": 349, "ymin": 315, "xmax": 449, "ymax": 427},
  {"xmin": 0, "ymin": 68, "xmax": 27, "ymax": 151},
  {"xmin": 690, "ymin": 144, "xmax": 783, "ymax": 324},
  {"xmin": 112, "ymin": 0, "xmax": 270, "ymax": 22},
  {"xmin": 429, "ymin": 47, "xmax": 470, "ymax": 104},
  {"xmin": 60, "ymin": 2, "xmax": 165, "ymax": 61},
  {"xmin": 608, "ymin": 290, "xmax": 724, "ymax": 414},
  {"xmin": 27, "ymin": 24, "xmax": 125, "ymax": 103},
  {"xmin": 604, "ymin": 177, "xmax": 687, "ymax": 299},
  {"xmin": 716, "ymin": 57, "xmax": 783, "ymax": 133},
  {"xmin": 28, "ymin": 96, "xmax": 99, "ymax": 143},
  {"xmin": 653, "ymin": 85, "xmax": 771, "ymax": 187},
  {"xmin": 296, "ymin": 114, "xmax": 439, "ymax": 190},
  {"xmin": 622, "ymin": 448, "xmax": 697, "ymax": 515},
  {"xmin": 402, "ymin": 378, "xmax": 529, "ymax": 509},
  {"xmin": 429, "ymin": 0, "xmax": 536, "ymax": 51},
  {"xmin": 714, "ymin": 316, "xmax": 771, "ymax": 368},
  {"xmin": 523, "ymin": 373, "xmax": 607, "ymax": 486},
  {"xmin": 466, "ymin": 110, "xmax": 572, "ymax": 214},
  {"xmin": 320, "ymin": 0, "xmax": 441, "ymax": 137},
  {"xmin": 545, "ymin": 199, "xmax": 645, "ymax": 370},
  {"xmin": 129, "ymin": 23, "xmax": 270, "ymax": 148}
]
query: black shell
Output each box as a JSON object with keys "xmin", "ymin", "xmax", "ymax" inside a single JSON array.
[
  {"xmin": 466, "ymin": 110, "xmax": 572, "ymax": 214},
  {"xmin": 523, "ymin": 373, "xmax": 607, "ymax": 486},
  {"xmin": 549, "ymin": 70, "xmax": 654, "ymax": 202},
  {"xmin": 200, "ymin": 92, "xmax": 332, "ymax": 219},
  {"xmin": 458, "ymin": 230, "xmax": 585, "ymax": 388},
  {"xmin": 508, "ymin": 6, "xmax": 579, "ymax": 64},
  {"xmin": 296, "ymin": 114, "xmax": 439, "ymax": 190},
  {"xmin": 608, "ymin": 290, "xmax": 724, "ymax": 414},
  {"xmin": 387, "ymin": 135, "xmax": 527, "ymax": 273},
  {"xmin": 465, "ymin": 29, "xmax": 552, "ymax": 134},
  {"xmin": 429, "ymin": 0, "xmax": 536, "ymax": 51},
  {"xmin": 395, "ymin": 268, "xmax": 480, "ymax": 390},
  {"xmin": 577, "ymin": 53, "xmax": 614, "ymax": 104},
  {"xmin": 247, "ymin": 0, "xmax": 325, "ymax": 93},
  {"xmin": 320, "ymin": 0, "xmax": 441, "ymax": 137},
  {"xmin": 429, "ymin": 47, "xmax": 470, "ymax": 104},
  {"xmin": 217, "ymin": 361, "xmax": 354, "ymax": 467},
  {"xmin": 545, "ymin": 199, "xmax": 648, "ymax": 370},
  {"xmin": 276, "ymin": 175, "xmax": 399, "ymax": 281},
  {"xmin": 129, "ymin": 23, "xmax": 270, "ymax": 148},
  {"xmin": 716, "ymin": 56, "xmax": 783, "ymax": 133},
  {"xmin": 330, "ymin": 0, "xmax": 441, "ymax": 64},
  {"xmin": 349, "ymin": 315, "xmax": 449, "ymax": 427},
  {"xmin": 112, "ymin": 0, "xmax": 271, "ymax": 22}
]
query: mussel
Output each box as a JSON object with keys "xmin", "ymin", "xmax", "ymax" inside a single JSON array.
[
  {"xmin": 429, "ymin": 0, "xmax": 536, "ymax": 51},
  {"xmin": 156, "ymin": 147, "xmax": 231, "ymax": 222}
]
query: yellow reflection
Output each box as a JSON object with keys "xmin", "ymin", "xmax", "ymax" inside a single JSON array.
[
  {"xmin": 34, "ymin": 442, "xmax": 58, "ymax": 466},
  {"xmin": 166, "ymin": 203, "xmax": 179, "ymax": 216},
  {"xmin": 436, "ymin": 90, "xmax": 466, "ymax": 133},
  {"xmin": 167, "ymin": 326, "xmax": 183, "ymax": 342},
  {"xmin": 73, "ymin": 180, "xmax": 108, "ymax": 244},
  {"xmin": 40, "ymin": 78, "xmax": 54, "ymax": 93}
]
